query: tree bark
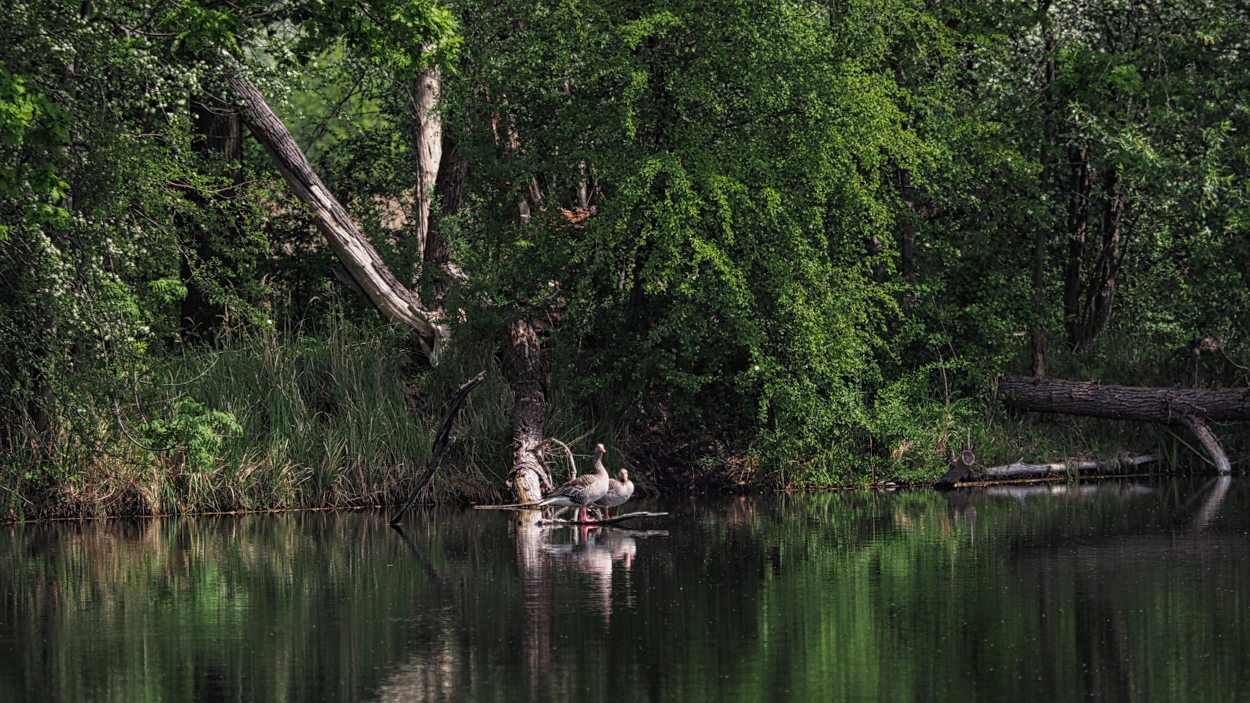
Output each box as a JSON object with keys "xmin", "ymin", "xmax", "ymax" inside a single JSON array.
[
  {"xmin": 181, "ymin": 95, "xmax": 242, "ymax": 337},
  {"xmin": 411, "ymin": 66, "xmax": 442, "ymax": 259},
  {"xmin": 1063, "ymin": 149, "xmax": 1091, "ymax": 349},
  {"xmin": 1000, "ymin": 375, "xmax": 1246, "ymax": 473},
  {"xmin": 425, "ymin": 133, "xmax": 468, "ymax": 301},
  {"xmin": 1000, "ymin": 375, "xmax": 1250, "ymax": 423},
  {"xmin": 1180, "ymin": 415, "xmax": 1232, "ymax": 474},
  {"xmin": 1080, "ymin": 164, "xmax": 1122, "ymax": 346},
  {"xmin": 975, "ymin": 454, "xmax": 1155, "ymax": 480},
  {"xmin": 224, "ymin": 73, "xmax": 445, "ymax": 354},
  {"xmin": 502, "ymin": 315, "xmax": 548, "ymax": 503}
]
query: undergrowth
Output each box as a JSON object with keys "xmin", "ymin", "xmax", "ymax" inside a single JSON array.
[{"xmin": 2, "ymin": 317, "xmax": 1244, "ymax": 521}]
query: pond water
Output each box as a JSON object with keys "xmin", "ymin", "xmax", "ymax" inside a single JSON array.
[{"xmin": 2, "ymin": 477, "xmax": 1248, "ymax": 702}]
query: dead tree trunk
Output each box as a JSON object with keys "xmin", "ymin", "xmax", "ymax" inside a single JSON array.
[
  {"xmin": 390, "ymin": 370, "xmax": 486, "ymax": 524},
  {"xmin": 1000, "ymin": 375, "xmax": 1247, "ymax": 473},
  {"xmin": 502, "ymin": 315, "xmax": 548, "ymax": 503},
  {"xmin": 224, "ymin": 73, "xmax": 445, "ymax": 354},
  {"xmin": 975, "ymin": 454, "xmax": 1155, "ymax": 480},
  {"xmin": 410, "ymin": 65, "xmax": 442, "ymax": 259}
]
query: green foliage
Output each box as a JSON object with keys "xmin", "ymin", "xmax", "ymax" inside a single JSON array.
[
  {"xmin": 445, "ymin": 0, "xmax": 923, "ymax": 470},
  {"xmin": 137, "ymin": 398, "xmax": 241, "ymax": 472},
  {"xmin": 290, "ymin": 0, "xmax": 461, "ymax": 78},
  {"xmin": 2, "ymin": 0, "xmax": 1247, "ymax": 512},
  {"xmin": 0, "ymin": 66, "xmax": 72, "ymax": 238}
]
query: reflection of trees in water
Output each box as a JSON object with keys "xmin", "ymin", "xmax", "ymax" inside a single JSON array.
[{"xmin": 5, "ymin": 482, "xmax": 1248, "ymax": 703}]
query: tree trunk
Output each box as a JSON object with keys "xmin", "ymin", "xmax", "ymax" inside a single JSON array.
[
  {"xmin": 1000, "ymin": 375, "xmax": 1250, "ymax": 423},
  {"xmin": 224, "ymin": 73, "xmax": 445, "ymax": 354},
  {"xmin": 1000, "ymin": 375, "xmax": 1246, "ymax": 472},
  {"xmin": 1063, "ymin": 149, "xmax": 1090, "ymax": 349},
  {"xmin": 1181, "ymin": 415, "xmax": 1232, "ymax": 474},
  {"xmin": 425, "ymin": 133, "xmax": 468, "ymax": 302},
  {"xmin": 1031, "ymin": 33, "xmax": 1055, "ymax": 377},
  {"xmin": 1080, "ymin": 164, "xmax": 1122, "ymax": 346},
  {"xmin": 181, "ymin": 96, "xmax": 242, "ymax": 337},
  {"xmin": 502, "ymin": 315, "xmax": 548, "ymax": 503},
  {"xmin": 975, "ymin": 454, "xmax": 1155, "ymax": 480},
  {"xmin": 899, "ymin": 169, "xmax": 918, "ymax": 291},
  {"xmin": 411, "ymin": 66, "xmax": 442, "ymax": 259}
]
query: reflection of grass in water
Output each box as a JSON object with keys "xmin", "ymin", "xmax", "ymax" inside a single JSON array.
[{"xmin": 1, "ymin": 483, "xmax": 1247, "ymax": 702}]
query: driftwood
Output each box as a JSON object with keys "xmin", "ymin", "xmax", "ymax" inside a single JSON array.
[
  {"xmin": 389, "ymin": 371, "xmax": 487, "ymax": 525},
  {"xmin": 1000, "ymin": 375, "xmax": 1248, "ymax": 474},
  {"xmin": 973, "ymin": 453, "xmax": 1156, "ymax": 481}
]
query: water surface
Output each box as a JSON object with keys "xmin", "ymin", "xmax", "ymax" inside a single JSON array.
[{"xmin": 3, "ymin": 477, "xmax": 1249, "ymax": 702}]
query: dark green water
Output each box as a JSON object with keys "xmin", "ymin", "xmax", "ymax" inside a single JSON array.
[{"xmin": 3, "ymin": 477, "xmax": 1249, "ymax": 702}]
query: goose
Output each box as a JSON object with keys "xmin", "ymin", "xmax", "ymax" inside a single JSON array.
[
  {"xmin": 533, "ymin": 443, "xmax": 610, "ymax": 522},
  {"xmin": 593, "ymin": 469, "xmax": 634, "ymax": 519}
]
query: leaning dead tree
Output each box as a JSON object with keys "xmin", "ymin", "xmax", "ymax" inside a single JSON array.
[
  {"xmin": 224, "ymin": 72, "xmax": 447, "ymax": 356},
  {"xmin": 225, "ymin": 66, "xmax": 568, "ymax": 505},
  {"xmin": 999, "ymin": 375, "xmax": 1250, "ymax": 474}
]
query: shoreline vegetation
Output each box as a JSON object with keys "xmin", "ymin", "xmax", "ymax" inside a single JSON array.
[
  {"xmin": 2, "ymin": 310, "xmax": 1243, "ymax": 523},
  {"xmin": 3, "ymin": 1, "xmax": 1248, "ymax": 521}
]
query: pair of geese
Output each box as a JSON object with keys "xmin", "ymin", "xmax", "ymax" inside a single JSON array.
[{"xmin": 531, "ymin": 444, "xmax": 634, "ymax": 522}]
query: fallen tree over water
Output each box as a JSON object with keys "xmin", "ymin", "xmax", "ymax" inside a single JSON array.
[{"xmin": 999, "ymin": 376, "xmax": 1249, "ymax": 473}]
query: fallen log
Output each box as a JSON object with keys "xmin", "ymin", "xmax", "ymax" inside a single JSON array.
[
  {"xmin": 998, "ymin": 375, "xmax": 1250, "ymax": 423},
  {"xmin": 972, "ymin": 454, "xmax": 1156, "ymax": 481},
  {"xmin": 999, "ymin": 375, "xmax": 1248, "ymax": 474}
]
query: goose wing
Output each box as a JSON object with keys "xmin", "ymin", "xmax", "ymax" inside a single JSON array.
[{"xmin": 548, "ymin": 473, "xmax": 606, "ymax": 505}]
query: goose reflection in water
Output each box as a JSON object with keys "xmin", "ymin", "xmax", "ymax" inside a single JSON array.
[{"xmin": 539, "ymin": 525, "xmax": 649, "ymax": 616}]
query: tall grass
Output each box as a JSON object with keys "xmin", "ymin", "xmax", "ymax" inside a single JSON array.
[
  {"xmin": 1, "ymin": 307, "xmax": 642, "ymax": 521},
  {"xmin": 3, "ymin": 316, "xmax": 1243, "ymax": 521}
]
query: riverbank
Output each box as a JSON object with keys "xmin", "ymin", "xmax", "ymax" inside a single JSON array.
[{"xmin": 3, "ymin": 317, "xmax": 1245, "ymax": 522}]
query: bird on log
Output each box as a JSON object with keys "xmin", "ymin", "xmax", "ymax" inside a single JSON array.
[
  {"xmin": 594, "ymin": 469, "xmax": 635, "ymax": 519},
  {"xmin": 535, "ymin": 443, "xmax": 610, "ymax": 522}
]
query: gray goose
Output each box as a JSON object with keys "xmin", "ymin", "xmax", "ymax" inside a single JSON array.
[
  {"xmin": 594, "ymin": 469, "xmax": 634, "ymax": 519},
  {"xmin": 534, "ymin": 444, "xmax": 610, "ymax": 522}
]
